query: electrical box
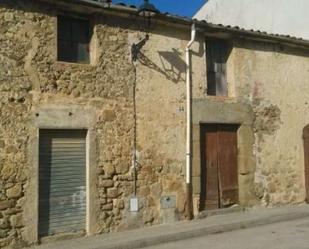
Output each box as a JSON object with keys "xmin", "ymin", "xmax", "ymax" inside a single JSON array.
[
  {"xmin": 160, "ymin": 195, "xmax": 176, "ymax": 209},
  {"xmin": 130, "ymin": 197, "xmax": 138, "ymax": 212}
]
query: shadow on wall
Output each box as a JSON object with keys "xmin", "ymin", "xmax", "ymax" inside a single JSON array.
[
  {"xmin": 137, "ymin": 48, "xmax": 186, "ymax": 84},
  {"xmin": 136, "ymin": 40, "xmax": 205, "ymax": 84}
]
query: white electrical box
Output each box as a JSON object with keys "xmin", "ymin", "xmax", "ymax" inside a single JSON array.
[{"xmin": 130, "ymin": 197, "xmax": 138, "ymax": 212}]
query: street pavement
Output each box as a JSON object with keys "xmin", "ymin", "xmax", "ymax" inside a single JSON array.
[
  {"xmin": 144, "ymin": 217, "xmax": 309, "ymax": 249},
  {"xmin": 32, "ymin": 204, "xmax": 309, "ymax": 249}
]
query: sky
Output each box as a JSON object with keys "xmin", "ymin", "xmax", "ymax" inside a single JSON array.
[{"xmin": 112, "ymin": 0, "xmax": 208, "ymax": 17}]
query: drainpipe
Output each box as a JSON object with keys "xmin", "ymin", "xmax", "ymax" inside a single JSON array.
[{"xmin": 185, "ymin": 23, "xmax": 196, "ymax": 220}]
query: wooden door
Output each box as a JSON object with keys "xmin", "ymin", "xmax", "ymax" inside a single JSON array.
[
  {"xmin": 200, "ymin": 125, "xmax": 219, "ymax": 210},
  {"xmin": 200, "ymin": 124, "xmax": 239, "ymax": 210},
  {"xmin": 303, "ymin": 125, "xmax": 309, "ymax": 202},
  {"xmin": 217, "ymin": 125, "xmax": 239, "ymax": 207}
]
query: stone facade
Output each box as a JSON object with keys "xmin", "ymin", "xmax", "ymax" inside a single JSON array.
[{"xmin": 0, "ymin": 0, "xmax": 309, "ymax": 248}]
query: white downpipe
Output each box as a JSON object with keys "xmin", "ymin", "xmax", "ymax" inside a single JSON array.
[{"xmin": 186, "ymin": 23, "xmax": 196, "ymax": 185}]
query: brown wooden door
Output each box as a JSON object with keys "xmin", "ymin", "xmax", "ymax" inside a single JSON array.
[
  {"xmin": 217, "ymin": 125, "xmax": 239, "ymax": 207},
  {"xmin": 200, "ymin": 124, "xmax": 239, "ymax": 210},
  {"xmin": 201, "ymin": 125, "xmax": 219, "ymax": 210},
  {"xmin": 303, "ymin": 125, "xmax": 309, "ymax": 202}
]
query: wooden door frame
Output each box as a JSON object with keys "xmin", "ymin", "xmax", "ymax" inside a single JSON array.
[{"xmin": 191, "ymin": 100, "xmax": 256, "ymax": 216}]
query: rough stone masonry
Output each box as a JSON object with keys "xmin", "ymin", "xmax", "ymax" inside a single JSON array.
[
  {"xmin": 0, "ymin": 0, "xmax": 190, "ymax": 247},
  {"xmin": 1, "ymin": 0, "xmax": 309, "ymax": 248}
]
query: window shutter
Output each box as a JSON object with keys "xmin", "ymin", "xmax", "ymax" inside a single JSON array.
[
  {"xmin": 39, "ymin": 130, "xmax": 87, "ymax": 236},
  {"xmin": 57, "ymin": 16, "xmax": 90, "ymax": 63},
  {"xmin": 206, "ymin": 39, "xmax": 228, "ymax": 96}
]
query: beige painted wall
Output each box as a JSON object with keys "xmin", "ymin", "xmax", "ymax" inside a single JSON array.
[{"xmin": 232, "ymin": 41, "xmax": 309, "ymax": 205}]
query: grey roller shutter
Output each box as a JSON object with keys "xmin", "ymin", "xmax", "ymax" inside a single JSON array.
[{"xmin": 39, "ymin": 130, "xmax": 87, "ymax": 237}]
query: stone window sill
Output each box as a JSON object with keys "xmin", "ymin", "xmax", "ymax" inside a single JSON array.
[
  {"xmin": 55, "ymin": 61, "xmax": 95, "ymax": 68},
  {"xmin": 205, "ymin": 95, "xmax": 237, "ymax": 103}
]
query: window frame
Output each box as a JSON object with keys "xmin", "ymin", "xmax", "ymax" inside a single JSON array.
[
  {"xmin": 205, "ymin": 38, "xmax": 231, "ymax": 97},
  {"xmin": 56, "ymin": 14, "xmax": 92, "ymax": 64}
]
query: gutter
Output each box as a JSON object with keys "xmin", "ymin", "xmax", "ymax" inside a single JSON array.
[{"xmin": 185, "ymin": 23, "xmax": 196, "ymax": 220}]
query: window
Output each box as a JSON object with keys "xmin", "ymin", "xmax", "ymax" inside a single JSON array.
[
  {"xmin": 57, "ymin": 15, "xmax": 90, "ymax": 64},
  {"xmin": 206, "ymin": 39, "xmax": 230, "ymax": 96}
]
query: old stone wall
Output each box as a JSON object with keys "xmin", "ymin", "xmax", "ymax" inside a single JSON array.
[
  {"xmin": 0, "ymin": 1, "xmax": 136, "ymax": 247},
  {"xmin": 232, "ymin": 40, "xmax": 309, "ymax": 206},
  {"xmin": 191, "ymin": 38, "xmax": 309, "ymax": 212},
  {"xmin": 0, "ymin": 0, "xmax": 207, "ymax": 247},
  {"xmin": 1, "ymin": 0, "xmax": 309, "ymax": 248}
]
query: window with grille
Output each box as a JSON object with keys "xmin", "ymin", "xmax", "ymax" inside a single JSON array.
[
  {"xmin": 206, "ymin": 39, "xmax": 230, "ymax": 96},
  {"xmin": 57, "ymin": 15, "xmax": 90, "ymax": 64}
]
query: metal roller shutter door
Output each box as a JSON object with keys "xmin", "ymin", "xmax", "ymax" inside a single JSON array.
[{"xmin": 39, "ymin": 129, "xmax": 87, "ymax": 237}]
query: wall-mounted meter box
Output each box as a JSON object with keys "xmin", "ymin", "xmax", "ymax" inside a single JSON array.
[{"xmin": 130, "ymin": 197, "xmax": 138, "ymax": 212}]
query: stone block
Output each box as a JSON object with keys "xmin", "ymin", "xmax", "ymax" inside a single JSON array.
[
  {"xmin": 192, "ymin": 153, "xmax": 201, "ymax": 177},
  {"xmin": 192, "ymin": 176, "xmax": 201, "ymax": 195},
  {"xmin": 0, "ymin": 218, "xmax": 10, "ymax": 229},
  {"xmin": 138, "ymin": 186, "xmax": 150, "ymax": 197},
  {"xmin": 0, "ymin": 165, "xmax": 15, "ymax": 180},
  {"xmin": 109, "ymin": 35, "xmax": 118, "ymax": 42},
  {"xmin": 99, "ymin": 179, "xmax": 114, "ymax": 188},
  {"xmin": 0, "ymin": 200, "xmax": 14, "ymax": 210},
  {"xmin": 3, "ymin": 208, "xmax": 20, "ymax": 215},
  {"xmin": 192, "ymin": 124, "xmax": 200, "ymax": 142},
  {"xmin": 6, "ymin": 185, "xmax": 22, "ymax": 199},
  {"xmin": 10, "ymin": 213, "xmax": 23, "ymax": 228},
  {"xmin": 143, "ymin": 210, "xmax": 154, "ymax": 224},
  {"xmin": 238, "ymin": 173, "xmax": 259, "ymax": 206},
  {"xmin": 112, "ymin": 208, "xmax": 120, "ymax": 216},
  {"xmin": 238, "ymin": 155, "xmax": 256, "ymax": 175},
  {"xmin": 149, "ymin": 183, "xmax": 162, "ymax": 197},
  {"xmin": 16, "ymin": 197, "xmax": 25, "ymax": 208},
  {"xmin": 5, "ymin": 145, "xmax": 18, "ymax": 154},
  {"xmin": 176, "ymin": 193, "xmax": 186, "ymax": 213},
  {"xmin": 107, "ymin": 188, "xmax": 120, "ymax": 198},
  {"xmin": 101, "ymin": 203, "xmax": 113, "ymax": 211},
  {"xmin": 102, "ymin": 110, "xmax": 116, "ymax": 122},
  {"xmin": 117, "ymin": 199, "xmax": 125, "ymax": 209},
  {"xmin": 238, "ymin": 125, "xmax": 255, "ymax": 144},
  {"xmin": 104, "ymin": 165, "xmax": 115, "ymax": 176},
  {"xmin": 0, "ymin": 229, "xmax": 8, "ymax": 239},
  {"xmin": 115, "ymin": 163, "xmax": 129, "ymax": 174}
]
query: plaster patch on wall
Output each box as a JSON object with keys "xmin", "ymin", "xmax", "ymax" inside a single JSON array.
[
  {"xmin": 253, "ymin": 102, "xmax": 282, "ymax": 141},
  {"xmin": 252, "ymin": 102, "xmax": 282, "ymax": 205}
]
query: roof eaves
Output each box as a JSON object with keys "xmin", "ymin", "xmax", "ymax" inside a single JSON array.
[{"xmin": 41, "ymin": 0, "xmax": 309, "ymax": 49}]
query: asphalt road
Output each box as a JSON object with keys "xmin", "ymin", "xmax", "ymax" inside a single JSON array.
[{"xmin": 144, "ymin": 217, "xmax": 309, "ymax": 249}]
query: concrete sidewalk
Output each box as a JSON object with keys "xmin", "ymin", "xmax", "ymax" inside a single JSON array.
[{"xmin": 31, "ymin": 204, "xmax": 309, "ymax": 249}]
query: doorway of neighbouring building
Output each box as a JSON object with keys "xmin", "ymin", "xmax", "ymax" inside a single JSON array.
[
  {"xmin": 303, "ymin": 125, "xmax": 309, "ymax": 203},
  {"xmin": 38, "ymin": 129, "xmax": 87, "ymax": 237},
  {"xmin": 200, "ymin": 124, "xmax": 239, "ymax": 210}
]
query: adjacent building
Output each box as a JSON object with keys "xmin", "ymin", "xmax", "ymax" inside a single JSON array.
[
  {"xmin": 194, "ymin": 0, "xmax": 309, "ymax": 40},
  {"xmin": 0, "ymin": 0, "xmax": 309, "ymax": 248}
]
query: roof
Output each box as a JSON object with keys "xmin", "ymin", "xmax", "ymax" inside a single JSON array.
[
  {"xmin": 43, "ymin": 0, "xmax": 309, "ymax": 49},
  {"xmin": 194, "ymin": 0, "xmax": 309, "ymax": 41}
]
